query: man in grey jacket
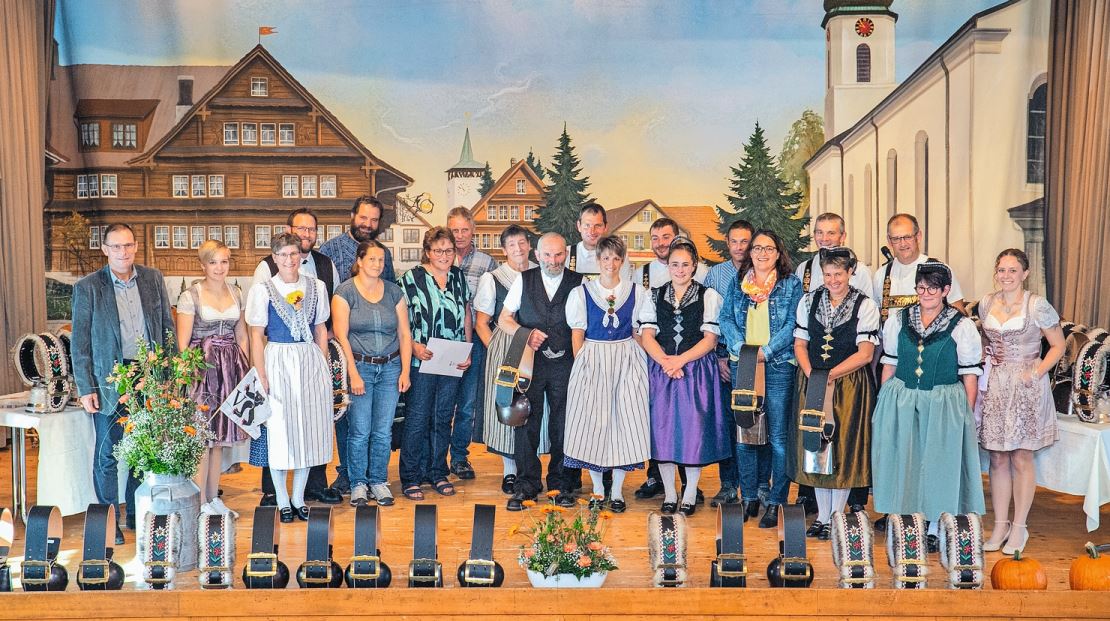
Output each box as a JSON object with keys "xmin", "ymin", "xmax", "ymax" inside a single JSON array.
[{"xmin": 71, "ymin": 223, "xmax": 176, "ymax": 544}]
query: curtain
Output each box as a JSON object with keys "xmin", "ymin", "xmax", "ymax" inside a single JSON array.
[
  {"xmin": 0, "ymin": 0, "xmax": 51, "ymax": 394},
  {"xmin": 1045, "ymin": 0, "xmax": 1110, "ymax": 326}
]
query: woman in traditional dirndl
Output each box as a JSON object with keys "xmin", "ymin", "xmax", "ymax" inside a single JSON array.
[
  {"xmin": 638, "ymin": 238, "xmax": 731, "ymax": 516},
  {"xmin": 245, "ymin": 232, "xmax": 333, "ymax": 523},
  {"xmin": 562, "ymin": 235, "xmax": 650, "ymax": 512}
]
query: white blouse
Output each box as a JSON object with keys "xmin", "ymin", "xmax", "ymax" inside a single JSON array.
[
  {"xmin": 176, "ymin": 284, "xmax": 241, "ymax": 322},
  {"xmin": 980, "ymin": 292, "xmax": 1060, "ymax": 331},
  {"xmin": 636, "ymin": 285, "xmax": 723, "ymax": 336},
  {"xmin": 245, "ymin": 275, "xmax": 330, "ymax": 327},
  {"xmin": 880, "ymin": 309, "xmax": 982, "ymax": 375},
  {"xmin": 473, "ymin": 263, "xmax": 532, "ymax": 316},
  {"xmin": 565, "ymin": 279, "xmax": 644, "ymax": 331},
  {"xmin": 793, "ymin": 290, "xmax": 881, "ymax": 345}
]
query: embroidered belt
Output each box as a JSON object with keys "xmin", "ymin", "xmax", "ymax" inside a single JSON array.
[
  {"xmin": 458, "ymin": 504, "xmax": 504, "ymax": 587},
  {"xmin": 495, "ymin": 328, "xmax": 534, "ymax": 428},
  {"xmin": 21, "ymin": 505, "xmax": 68, "ymax": 592},
  {"xmin": 77, "ymin": 504, "xmax": 125, "ymax": 590},
  {"xmin": 886, "ymin": 513, "xmax": 929, "ymax": 589},
  {"xmin": 297, "ymin": 507, "xmax": 343, "ymax": 588},
  {"xmin": 10, "ymin": 333, "xmax": 73, "ymax": 412},
  {"xmin": 766, "ymin": 504, "xmax": 813, "ymax": 587},
  {"xmin": 648, "ymin": 512, "xmax": 687, "ymax": 587},
  {"xmin": 1073, "ymin": 329, "xmax": 1110, "ymax": 423},
  {"xmin": 0, "ymin": 508, "xmax": 11, "ymax": 592},
  {"xmin": 327, "ymin": 338, "xmax": 350, "ymax": 421},
  {"xmin": 408, "ymin": 505, "xmax": 443, "ymax": 587},
  {"xmin": 198, "ymin": 513, "xmax": 236, "ymax": 589},
  {"xmin": 800, "ymin": 368, "xmax": 836, "ymax": 475},
  {"xmin": 938, "ymin": 512, "xmax": 983, "ymax": 589},
  {"xmin": 830, "ymin": 510, "xmax": 875, "ymax": 588},
  {"xmin": 142, "ymin": 512, "xmax": 181, "ymax": 590},
  {"xmin": 242, "ymin": 506, "xmax": 290, "ymax": 589},
  {"xmin": 730, "ymin": 344, "xmax": 767, "ymax": 445},
  {"xmin": 345, "ymin": 505, "xmax": 391, "ymax": 588},
  {"xmin": 710, "ymin": 504, "xmax": 747, "ymax": 587}
]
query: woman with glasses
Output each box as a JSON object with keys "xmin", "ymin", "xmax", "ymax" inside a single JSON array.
[
  {"xmin": 977, "ymin": 249, "xmax": 1065, "ymax": 554},
  {"xmin": 245, "ymin": 233, "xmax": 333, "ymax": 523},
  {"xmin": 398, "ymin": 227, "xmax": 472, "ymax": 501},
  {"xmin": 719, "ymin": 230, "xmax": 803, "ymax": 528},
  {"xmin": 872, "ymin": 262, "xmax": 984, "ymax": 548},
  {"xmin": 638, "ymin": 238, "xmax": 731, "ymax": 515}
]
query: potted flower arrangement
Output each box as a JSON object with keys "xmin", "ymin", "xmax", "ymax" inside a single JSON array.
[
  {"xmin": 510, "ymin": 491, "xmax": 619, "ymax": 587},
  {"xmin": 108, "ymin": 339, "xmax": 211, "ymax": 571}
]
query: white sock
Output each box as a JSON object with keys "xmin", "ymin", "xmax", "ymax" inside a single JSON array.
[
  {"xmin": 291, "ymin": 468, "xmax": 309, "ymax": 507},
  {"xmin": 502, "ymin": 457, "xmax": 517, "ymax": 476},
  {"xmin": 610, "ymin": 469, "xmax": 627, "ymax": 501},
  {"xmin": 928, "ymin": 520, "xmax": 939, "ymax": 536},
  {"xmin": 270, "ymin": 469, "xmax": 290, "ymax": 508},
  {"xmin": 589, "ymin": 470, "xmax": 605, "ymax": 497},
  {"xmin": 830, "ymin": 488, "xmax": 850, "ymax": 518},
  {"xmin": 659, "ymin": 463, "xmax": 679, "ymax": 503},
  {"xmin": 681, "ymin": 467, "xmax": 702, "ymax": 505},
  {"xmin": 815, "ymin": 488, "xmax": 834, "ymax": 523}
]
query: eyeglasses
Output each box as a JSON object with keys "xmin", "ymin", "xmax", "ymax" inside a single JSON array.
[
  {"xmin": 888, "ymin": 234, "xmax": 916, "ymax": 244},
  {"xmin": 274, "ymin": 251, "xmax": 301, "ymax": 260},
  {"xmin": 291, "ymin": 226, "xmax": 316, "ymax": 233},
  {"xmin": 429, "ymin": 248, "xmax": 456, "ymax": 257},
  {"xmin": 749, "ymin": 245, "xmax": 778, "ymax": 255},
  {"xmin": 914, "ymin": 285, "xmax": 943, "ymax": 295},
  {"xmin": 104, "ymin": 243, "xmax": 137, "ymax": 252}
]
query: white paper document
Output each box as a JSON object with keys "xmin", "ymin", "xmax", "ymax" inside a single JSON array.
[{"xmin": 418, "ymin": 338, "xmax": 474, "ymax": 377}]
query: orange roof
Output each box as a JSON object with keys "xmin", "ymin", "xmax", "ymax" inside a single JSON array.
[
  {"xmin": 607, "ymin": 199, "xmax": 657, "ymax": 231},
  {"xmin": 660, "ymin": 205, "xmax": 724, "ymax": 263}
]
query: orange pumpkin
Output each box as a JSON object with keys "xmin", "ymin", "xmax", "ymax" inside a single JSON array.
[
  {"xmin": 991, "ymin": 550, "xmax": 1048, "ymax": 590},
  {"xmin": 1070, "ymin": 542, "xmax": 1110, "ymax": 591}
]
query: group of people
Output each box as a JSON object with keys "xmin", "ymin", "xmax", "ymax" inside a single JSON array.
[{"xmin": 71, "ymin": 198, "xmax": 1064, "ymax": 558}]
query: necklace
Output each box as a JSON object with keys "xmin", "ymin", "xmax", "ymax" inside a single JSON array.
[{"xmin": 998, "ymin": 291, "xmax": 1023, "ymax": 315}]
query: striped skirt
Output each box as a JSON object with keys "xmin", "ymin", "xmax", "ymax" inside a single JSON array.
[
  {"xmin": 263, "ymin": 341, "xmax": 333, "ymax": 470},
  {"xmin": 563, "ymin": 337, "xmax": 651, "ymax": 469},
  {"xmin": 481, "ymin": 328, "xmax": 550, "ymax": 456}
]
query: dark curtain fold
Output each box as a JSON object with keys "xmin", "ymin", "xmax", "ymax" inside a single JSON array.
[{"xmin": 1045, "ymin": 0, "xmax": 1110, "ymax": 326}]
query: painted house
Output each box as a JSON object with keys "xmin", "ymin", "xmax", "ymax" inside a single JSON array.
[
  {"xmin": 608, "ymin": 200, "xmax": 725, "ymax": 268},
  {"xmin": 469, "ymin": 158, "xmax": 545, "ymax": 261}
]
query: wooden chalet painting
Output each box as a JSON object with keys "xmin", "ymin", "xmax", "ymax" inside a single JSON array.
[
  {"xmin": 44, "ymin": 45, "xmax": 412, "ymax": 277},
  {"xmin": 469, "ymin": 158, "xmax": 546, "ymax": 262}
]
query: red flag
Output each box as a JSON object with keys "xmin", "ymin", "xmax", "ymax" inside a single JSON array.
[{"xmin": 259, "ymin": 26, "xmax": 277, "ymax": 36}]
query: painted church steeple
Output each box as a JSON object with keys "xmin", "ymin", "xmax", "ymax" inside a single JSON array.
[{"xmin": 446, "ymin": 127, "xmax": 484, "ymax": 209}]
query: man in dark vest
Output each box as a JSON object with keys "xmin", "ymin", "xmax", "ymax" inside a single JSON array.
[
  {"xmin": 250, "ymin": 207, "xmax": 341, "ymax": 506},
  {"xmin": 499, "ymin": 233, "xmax": 583, "ymax": 511}
]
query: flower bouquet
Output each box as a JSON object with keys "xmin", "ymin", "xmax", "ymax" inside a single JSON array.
[{"xmin": 510, "ymin": 491, "xmax": 618, "ymax": 587}]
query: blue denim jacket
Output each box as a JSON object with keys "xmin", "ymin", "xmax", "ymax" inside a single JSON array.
[{"xmin": 719, "ymin": 273, "xmax": 803, "ymax": 366}]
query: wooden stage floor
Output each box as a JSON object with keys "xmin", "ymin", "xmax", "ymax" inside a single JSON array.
[{"xmin": 1, "ymin": 441, "xmax": 1109, "ymax": 619}]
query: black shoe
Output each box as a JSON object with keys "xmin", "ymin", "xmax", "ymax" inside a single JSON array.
[
  {"xmin": 329, "ymin": 472, "xmax": 351, "ymax": 495},
  {"xmin": 501, "ymin": 474, "xmax": 517, "ymax": 495},
  {"xmin": 260, "ymin": 493, "xmax": 278, "ymax": 507},
  {"xmin": 218, "ymin": 488, "xmax": 224, "ymax": 498},
  {"xmin": 679, "ymin": 502, "xmax": 696, "ymax": 517},
  {"xmin": 124, "ymin": 514, "xmax": 136, "ymax": 530},
  {"xmin": 874, "ymin": 514, "xmax": 889, "ymax": 533},
  {"xmin": 279, "ymin": 507, "xmax": 294, "ymax": 523},
  {"xmin": 758, "ymin": 504, "xmax": 779, "ymax": 529},
  {"xmin": 660, "ymin": 501, "xmax": 677, "ymax": 515},
  {"xmin": 589, "ymin": 497, "xmax": 606, "ymax": 510},
  {"xmin": 849, "ymin": 504, "xmax": 866, "ymax": 514},
  {"xmin": 608, "ymin": 499, "xmax": 627, "ymax": 513},
  {"xmin": 743, "ymin": 500, "xmax": 761, "ymax": 520},
  {"xmin": 635, "ymin": 478, "xmax": 664, "ymax": 499},
  {"xmin": 114, "ymin": 525, "xmax": 125, "ymax": 546},
  {"xmin": 927, "ymin": 533, "xmax": 939, "ymax": 554},
  {"xmin": 795, "ymin": 495, "xmax": 818, "ymax": 516},
  {"xmin": 817, "ymin": 523, "xmax": 832, "ymax": 541},
  {"xmin": 305, "ymin": 488, "xmax": 343, "ymax": 505},
  {"xmin": 555, "ymin": 493, "xmax": 576, "ymax": 508},
  {"xmin": 682, "ymin": 485, "xmax": 705, "ymax": 505},
  {"xmin": 806, "ymin": 520, "xmax": 825, "ymax": 538},
  {"xmin": 709, "ymin": 487, "xmax": 739, "ymax": 508},
  {"xmin": 451, "ymin": 461, "xmax": 476, "ymax": 480},
  {"xmin": 507, "ymin": 492, "xmax": 533, "ymax": 512},
  {"xmin": 295, "ymin": 505, "xmax": 310, "ymax": 521}
]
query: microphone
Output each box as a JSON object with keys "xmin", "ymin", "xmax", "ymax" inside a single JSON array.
[{"xmin": 880, "ymin": 246, "xmax": 893, "ymax": 263}]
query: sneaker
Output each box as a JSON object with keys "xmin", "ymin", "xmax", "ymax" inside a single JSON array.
[
  {"xmin": 370, "ymin": 483, "xmax": 394, "ymax": 506},
  {"xmin": 451, "ymin": 460, "xmax": 476, "ymax": 480},
  {"xmin": 329, "ymin": 472, "xmax": 351, "ymax": 496},
  {"xmin": 350, "ymin": 483, "xmax": 369, "ymax": 507}
]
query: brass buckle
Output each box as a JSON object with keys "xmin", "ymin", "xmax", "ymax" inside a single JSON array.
[
  {"xmin": 462, "ymin": 558, "xmax": 496, "ymax": 585},
  {"xmin": 144, "ymin": 560, "xmax": 174, "ymax": 584},
  {"xmin": 896, "ymin": 574, "xmax": 927, "ymax": 583},
  {"xmin": 77, "ymin": 559, "xmax": 111, "ymax": 585},
  {"xmin": 951, "ymin": 563, "xmax": 981, "ymax": 571},
  {"xmin": 348, "ymin": 554, "xmax": 381, "ymax": 580},
  {"xmin": 780, "ymin": 557, "xmax": 812, "ymax": 581},
  {"xmin": 407, "ymin": 558, "xmax": 442, "ymax": 583},
  {"xmin": 245, "ymin": 552, "xmax": 278, "ymax": 577},
  {"xmin": 715, "ymin": 553, "xmax": 748, "ymax": 577},
  {"xmin": 495, "ymin": 366, "xmax": 520, "ymax": 388},
  {"xmin": 20, "ymin": 560, "xmax": 53, "ymax": 584},
  {"xmin": 798, "ymin": 408, "xmax": 826, "ymax": 432},
  {"xmin": 730, "ymin": 389, "xmax": 758, "ymax": 412},
  {"xmin": 840, "ymin": 575, "xmax": 874, "ymax": 584},
  {"xmin": 841, "ymin": 559, "xmax": 870, "ymax": 566},
  {"xmin": 300, "ymin": 559, "xmax": 333, "ymax": 584}
]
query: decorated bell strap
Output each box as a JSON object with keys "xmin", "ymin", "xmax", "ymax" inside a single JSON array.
[
  {"xmin": 77, "ymin": 504, "xmax": 125, "ymax": 590},
  {"xmin": 766, "ymin": 504, "xmax": 813, "ymax": 588},
  {"xmin": 710, "ymin": 504, "xmax": 747, "ymax": 587},
  {"xmin": 937, "ymin": 512, "xmax": 983, "ymax": 589},
  {"xmin": 886, "ymin": 513, "xmax": 929, "ymax": 589},
  {"xmin": 143, "ymin": 512, "xmax": 181, "ymax": 590},
  {"xmin": 1073, "ymin": 331, "xmax": 1110, "ymax": 422},
  {"xmin": 243, "ymin": 506, "xmax": 289, "ymax": 589},
  {"xmin": 408, "ymin": 504, "xmax": 442, "ymax": 588},
  {"xmin": 0, "ymin": 508, "xmax": 14, "ymax": 592},
  {"xmin": 326, "ymin": 338, "xmax": 350, "ymax": 421},
  {"xmin": 346, "ymin": 504, "xmax": 391, "ymax": 588},
  {"xmin": 458, "ymin": 504, "xmax": 503, "ymax": 587},
  {"xmin": 829, "ymin": 510, "xmax": 875, "ymax": 589},
  {"xmin": 55, "ymin": 328, "xmax": 73, "ymax": 373},
  {"xmin": 648, "ymin": 512, "xmax": 687, "ymax": 587},
  {"xmin": 21, "ymin": 505, "xmax": 68, "ymax": 592},
  {"xmin": 38, "ymin": 332, "xmax": 70, "ymax": 380},
  {"xmin": 495, "ymin": 327, "xmax": 535, "ymax": 427},
  {"xmin": 198, "ymin": 512, "xmax": 237, "ymax": 589},
  {"xmin": 11, "ymin": 333, "xmax": 48, "ymax": 387},
  {"xmin": 800, "ymin": 368, "xmax": 836, "ymax": 475},
  {"xmin": 730, "ymin": 344, "xmax": 767, "ymax": 445}
]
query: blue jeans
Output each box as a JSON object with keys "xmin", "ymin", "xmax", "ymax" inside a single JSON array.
[
  {"xmin": 450, "ymin": 338, "xmax": 486, "ymax": 464},
  {"xmin": 399, "ymin": 369, "xmax": 460, "ymax": 487},
  {"xmin": 93, "ymin": 401, "xmax": 141, "ymax": 520},
  {"xmin": 735, "ymin": 360, "xmax": 795, "ymax": 506},
  {"xmin": 346, "ymin": 359, "xmax": 403, "ymax": 487}
]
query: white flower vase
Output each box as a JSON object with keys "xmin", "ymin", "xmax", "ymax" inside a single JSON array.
[{"xmin": 526, "ymin": 569, "xmax": 608, "ymax": 588}]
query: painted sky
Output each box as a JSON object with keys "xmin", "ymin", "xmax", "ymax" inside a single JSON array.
[{"xmin": 56, "ymin": 0, "xmax": 1000, "ymax": 221}]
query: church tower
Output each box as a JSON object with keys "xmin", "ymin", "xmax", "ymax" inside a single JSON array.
[
  {"xmin": 446, "ymin": 128, "xmax": 485, "ymax": 210},
  {"xmin": 823, "ymin": 0, "xmax": 898, "ymax": 139}
]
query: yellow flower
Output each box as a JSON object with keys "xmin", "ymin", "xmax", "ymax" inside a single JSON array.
[
  {"xmin": 589, "ymin": 493, "xmax": 604, "ymax": 500},
  {"xmin": 198, "ymin": 404, "xmax": 211, "ymax": 412},
  {"xmin": 522, "ymin": 499, "xmax": 536, "ymax": 508},
  {"xmin": 508, "ymin": 524, "xmax": 520, "ymax": 537},
  {"xmin": 545, "ymin": 490, "xmax": 560, "ymax": 498},
  {"xmin": 124, "ymin": 422, "xmax": 134, "ymax": 434},
  {"xmin": 576, "ymin": 498, "xmax": 588, "ymax": 506},
  {"xmin": 540, "ymin": 505, "xmax": 558, "ymax": 514},
  {"xmin": 183, "ymin": 425, "xmax": 196, "ymax": 436},
  {"xmin": 598, "ymin": 510, "xmax": 614, "ymax": 521}
]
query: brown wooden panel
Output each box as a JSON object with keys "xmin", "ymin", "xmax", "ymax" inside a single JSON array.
[{"xmin": 52, "ymin": 172, "xmax": 76, "ymax": 200}]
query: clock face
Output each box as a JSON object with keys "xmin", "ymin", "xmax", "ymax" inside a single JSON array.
[
  {"xmin": 855, "ymin": 17, "xmax": 875, "ymax": 37},
  {"xmin": 455, "ymin": 180, "xmax": 474, "ymax": 194}
]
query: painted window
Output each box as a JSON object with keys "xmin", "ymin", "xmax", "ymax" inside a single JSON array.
[
  {"xmin": 87, "ymin": 174, "xmax": 99, "ymax": 198},
  {"xmin": 524, "ymin": 205, "xmax": 535, "ymax": 221},
  {"xmin": 499, "ymin": 205, "xmax": 508, "ymax": 220},
  {"xmin": 509, "ymin": 205, "xmax": 519, "ymax": 220},
  {"xmin": 241, "ymin": 123, "xmax": 258, "ymax": 145},
  {"xmin": 301, "ymin": 175, "xmax": 317, "ymax": 198},
  {"xmin": 224, "ymin": 225, "xmax": 240, "ymax": 249},
  {"xmin": 190, "ymin": 226, "xmax": 205, "ymax": 249},
  {"xmin": 111, "ymin": 123, "xmax": 137, "ymax": 148},
  {"xmin": 250, "ymin": 77, "xmax": 268, "ymax": 97},
  {"xmin": 208, "ymin": 175, "xmax": 224, "ymax": 197},
  {"xmin": 223, "ymin": 123, "xmax": 239, "ymax": 145},
  {"xmin": 403, "ymin": 228, "xmax": 420, "ymax": 244},
  {"xmin": 279, "ymin": 123, "xmax": 295, "ymax": 146},
  {"xmin": 282, "ymin": 175, "xmax": 299, "ymax": 198},
  {"xmin": 154, "ymin": 226, "xmax": 169, "ymax": 249},
  {"xmin": 172, "ymin": 175, "xmax": 189, "ymax": 198},
  {"xmin": 1027, "ymin": 83, "xmax": 1047, "ymax": 184},
  {"xmin": 380, "ymin": 228, "xmax": 393, "ymax": 242},
  {"xmin": 208, "ymin": 225, "xmax": 222, "ymax": 241},
  {"xmin": 320, "ymin": 175, "xmax": 337, "ymax": 197},
  {"xmin": 88, "ymin": 225, "xmax": 101, "ymax": 249},
  {"xmin": 401, "ymin": 248, "xmax": 421, "ymax": 262},
  {"xmin": 100, "ymin": 174, "xmax": 118, "ymax": 197},
  {"xmin": 173, "ymin": 225, "xmax": 188, "ymax": 249},
  {"xmin": 634, "ymin": 234, "xmax": 644, "ymax": 250},
  {"xmin": 80, "ymin": 122, "xmax": 99, "ymax": 148},
  {"xmin": 516, "ymin": 179, "xmax": 525, "ymax": 194},
  {"xmin": 260, "ymin": 123, "xmax": 276, "ymax": 146},
  {"xmin": 327, "ymin": 224, "xmax": 342, "ymax": 240},
  {"xmin": 191, "ymin": 175, "xmax": 206, "ymax": 197},
  {"xmin": 254, "ymin": 225, "xmax": 272, "ymax": 249},
  {"xmin": 76, "ymin": 175, "xmax": 88, "ymax": 199},
  {"xmin": 856, "ymin": 44, "xmax": 871, "ymax": 83}
]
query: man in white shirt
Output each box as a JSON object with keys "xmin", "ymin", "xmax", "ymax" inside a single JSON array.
[
  {"xmin": 638, "ymin": 217, "xmax": 708, "ymax": 289},
  {"xmin": 872, "ymin": 213, "xmax": 966, "ymax": 323},
  {"xmin": 795, "ymin": 213, "xmax": 874, "ymax": 299},
  {"xmin": 565, "ymin": 202, "xmax": 633, "ymax": 280}
]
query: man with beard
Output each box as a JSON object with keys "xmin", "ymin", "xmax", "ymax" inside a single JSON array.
[
  {"xmin": 320, "ymin": 195, "xmax": 396, "ymax": 283},
  {"xmin": 251, "ymin": 208, "xmax": 342, "ymax": 506},
  {"xmin": 638, "ymin": 217, "xmax": 708, "ymax": 288}
]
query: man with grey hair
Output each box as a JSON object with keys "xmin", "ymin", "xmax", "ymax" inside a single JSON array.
[{"xmin": 499, "ymin": 233, "xmax": 583, "ymax": 511}]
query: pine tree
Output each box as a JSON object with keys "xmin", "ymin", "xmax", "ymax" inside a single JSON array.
[
  {"xmin": 778, "ymin": 110, "xmax": 825, "ymax": 216},
  {"xmin": 478, "ymin": 161, "xmax": 495, "ymax": 196},
  {"xmin": 710, "ymin": 122, "xmax": 810, "ymax": 264},
  {"xmin": 526, "ymin": 148, "xmax": 545, "ymax": 182},
  {"xmin": 534, "ymin": 124, "xmax": 590, "ymax": 245}
]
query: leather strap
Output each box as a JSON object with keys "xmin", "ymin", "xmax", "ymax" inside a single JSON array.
[
  {"xmin": 886, "ymin": 513, "xmax": 929, "ymax": 589},
  {"xmin": 711, "ymin": 504, "xmax": 747, "ymax": 587},
  {"xmin": 648, "ymin": 512, "xmax": 687, "ymax": 587},
  {"xmin": 830, "ymin": 510, "xmax": 875, "ymax": 589},
  {"xmin": 460, "ymin": 504, "xmax": 499, "ymax": 586},
  {"xmin": 495, "ymin": 328, "xmax": 534, "ymax": 408},
  {"xmin": 11, "ymin": 333, "xmax": 47, "ymax": 387},
  {"xmin": 245, "ymin": 506, "xmax": 284, "ymax": 587},
  {"xmin": 78, "ymin": 504, "xmax": 118, "ymax": 589},
  {"xmin": 300, "ymin": 507, "xmax": 338, "ymax": 587},
  {"xmin": 938, "ymin": 512, "xmax": 983, "ymax": 589},
  {"xmin": 776, "ymin": 504, "xmax": 812, "ymax": 584},
  {"xmin": 1073, "ymin": 330, "xmax": 1110, "ymax": 422},
  {"xmin": 143, "ymin": 512, "xmax": 179, "ymax": 589},
  {"xmin": 348, "ymin": 505, "xmax": 385, "ymax": 584},
  {"xmin": 731, "ymin": 344, "xmax": 766, "ymax": 445},
  {"xmin": 409, "ymin": 505, "xmax": 442, "ymax": 587},
  {"xmin": 21, "ymin": 505, "xmax": 63, "ymax": 589},
  {"xmin": 799, "ymin": 368, "xmax": 836, "ymax": 472},
  {"xmin": 0, "ymin": 508, "xmax": 11, "ymax": 592},
  {"xmin": 198, "ymin": 513, "xmax": 236, "ymax": 589}
]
